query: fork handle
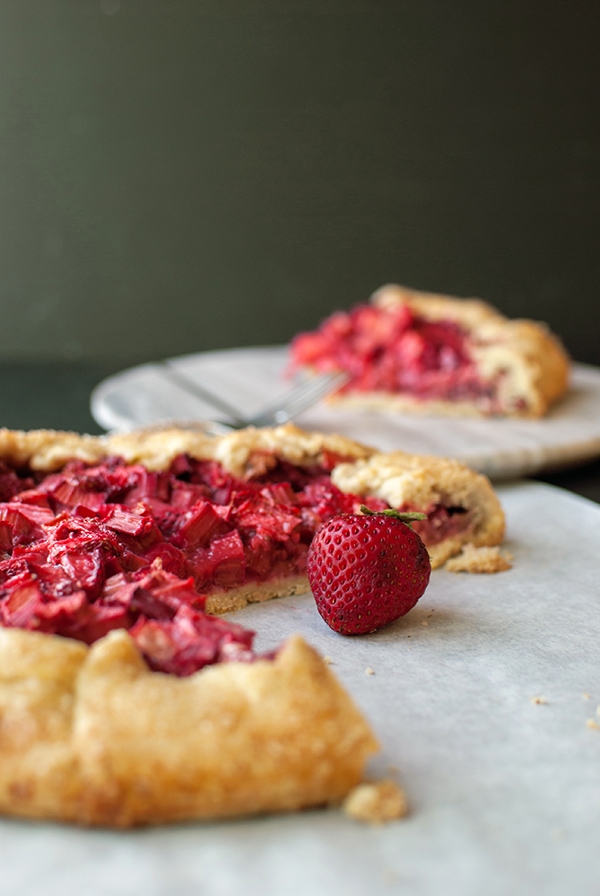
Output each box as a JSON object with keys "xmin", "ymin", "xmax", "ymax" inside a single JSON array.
[{"xmin": 157, "ymin": 361, "xmax": 247, "ymax": 427}]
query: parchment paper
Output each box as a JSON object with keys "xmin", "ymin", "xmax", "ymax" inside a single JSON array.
[{"xmin": 1, "ymin": 481, "xmax": 599, "ymax": 896}]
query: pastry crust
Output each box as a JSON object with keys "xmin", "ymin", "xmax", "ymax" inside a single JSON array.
[
  {"xmin": 0, "ymin": 423, "xmax": 505, "ymax": 826},
  {"xmin": 0, "ymin": 628, "xmax": 378, "ymax": 826},
  {"xmin": 445, "ymin": 544, "xmax": 513, "ymax": 574},
  {"xmin": 0, "ymin": 423, "xmax": 371, "ymax": 474},
  {"xmin": 295, "ymin": 284, "xmax": 571, "ymax": 418}
]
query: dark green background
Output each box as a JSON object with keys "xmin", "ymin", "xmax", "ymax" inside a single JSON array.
[{"xmin": 0, "ymin": 0, "xmax": 598, "ymax": 366}]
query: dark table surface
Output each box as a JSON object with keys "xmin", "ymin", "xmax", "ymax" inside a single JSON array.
[{"xmin": 2, "ymin": 362, "xmax": 600, "ymax": 505}]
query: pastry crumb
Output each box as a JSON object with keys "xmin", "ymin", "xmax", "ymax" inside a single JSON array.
[
  {"xmin": 445, "ymin": 544, "xmax": 513, "ymax": 574},
  {"xmin": 586, "ymin": 718, "xmax": 600, "ymax": 730},
  {"xmin": 343, "ymin": 779, "xmax": 408, "ymax": 825},
  {"xmin": 583, "ymin": 692, "xmax": 591, "ymax": 700},
  {"xmin": 531, "ymin": 696, "xmax": 547, "ymax": 705},
  {"xmin": 323, "ymin": 656, "xmax": 334, "ymax": 665},
  {"xmin": 365, "ymin": 666, "xmax": 375, "ymax": 676}
]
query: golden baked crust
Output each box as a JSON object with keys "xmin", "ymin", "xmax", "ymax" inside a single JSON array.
[
  {"xmin": 0, "ymin": 427, "xmax": 108, "ymax": 471},
  {"xmin": 445, "ymin": 544, "xmax": 513, "ymax": 573},
  {"xmin": 0, "ymin": 423, "xmax": 506, "ymax": 825},
  {"xmin": 343, "ymin": 779, "xmax": 408, "ymax": 824},
  {"xmin": 0, "ymin": 423, "xmax": 372, "ymax": 474},
  {"xmin": 0, "ymin": 628, "xmax": 377, "ymax": 826},
  {"xmin": 308, "ymin": 284, "xmax": 571, "ymax": 418},
  {"xmin": 105, "ymin": 422, "xmax": 374, "ymax": 476}
]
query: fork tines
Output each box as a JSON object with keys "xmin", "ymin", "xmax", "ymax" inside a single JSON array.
[{"xmin": 248, "ymin": 370, "xmax": 349, "ymax": 427}]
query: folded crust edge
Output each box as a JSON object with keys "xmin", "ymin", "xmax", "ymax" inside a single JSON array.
[{"xmin": 0, "ymin": 628, "xmax": 379, "ymax": 827}]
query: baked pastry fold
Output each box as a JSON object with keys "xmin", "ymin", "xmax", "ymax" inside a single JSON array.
[{"xmin": 0, "ymin": 628, "xmax": 377, "ymax": 826}]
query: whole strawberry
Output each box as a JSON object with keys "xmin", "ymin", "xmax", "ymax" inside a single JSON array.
[{"xmin": 307, "ymin": 506, "xmax": 431, "ymax": 635}]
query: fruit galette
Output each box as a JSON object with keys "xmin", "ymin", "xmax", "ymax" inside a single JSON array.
[
  {"xmin": 289, "ymin": 284, "xmax": 570, "ymax": 418},
  {"xmin": 0, "ymin": 424, "xmax": 505, "ymax": 827}
]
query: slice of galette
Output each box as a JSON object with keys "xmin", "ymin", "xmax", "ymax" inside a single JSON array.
[
  {"xmin": 0, "ymin": 424, "xmax": 505, "ymax": 827},
  {"xmin": 289, "ymin": 284, "xmax": 570, "ymax": 418}
]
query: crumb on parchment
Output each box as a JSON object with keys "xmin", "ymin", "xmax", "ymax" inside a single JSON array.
[
  {"xmin": 531, "ymin": 696, "xmax": 548, "ymax": 705},
  {"xmin": 445, "ymin": 544, "xmax": 513, "ymax": 574},
  {"xmin": 343, "ymin": 779, "xmax": 408, "ymax": 825}
]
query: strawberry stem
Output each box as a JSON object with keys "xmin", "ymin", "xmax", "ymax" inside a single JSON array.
[{"xmin": 358, "ymin": 504, "xmax": 427, "ymax": 527}]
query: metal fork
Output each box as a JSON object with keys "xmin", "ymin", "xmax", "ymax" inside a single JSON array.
[{"xmin": 156, "ymin": 360, "xmax": 348, "ymax": 432}]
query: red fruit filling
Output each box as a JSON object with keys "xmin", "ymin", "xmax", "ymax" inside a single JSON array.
[
  {"xmin": 411, "ymin": 504, "xmax": 472, "ymax": 546},
  {"xmin": 290, "ymin": 303, "xmax": 498, "ymax": 408},
  {"xmin": 0, "ymin": 454, "xmax": 474, "ymax": 673},
  {"xmin": 0, "ymin": 455, "xmax": 386, "ymax": 676}
]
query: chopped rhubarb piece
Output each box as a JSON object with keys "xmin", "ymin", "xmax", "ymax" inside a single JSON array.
[
  {"xmin": 33, "ymin": 590, "xmax": 91, "ymax": 634},
  {"xmin": 51, "ymin": 544, "xmax": 105, "ymax": 598},
  {"xmin": 131, "ymin": 604, "xmax": 255, "ymax": 676},
  {"xmin": 209, "ymin": 531, "xmax": 246, "ymax": 587},
  {"xmin": 0, "ymin": 521, "xmax": 12, "ymax": 553},
  {"xmin": 129, "ymin": 618, "xmax": 179, "ymax": 667},
  {"xmin": 68, "ymin": 603, "xmax": 133, "ymax": 644},
  {"xmin": 298, "ymin": 481, "xmax": 357, "ymax": 526},
  {"xmin": 121, "ymin": 468, "xmax": 171, "ymax": 507},
  {"xmin": 2, "ymin": 579, "xmax": 43, "ymax": 628},
  {"xmin": 259, "ymin": 481, "xmax": 295, "ymax": 506},
  {"xmin": 103, "ymin": 505, "xmax": 155, "ymax": 537},
  {"xmin": 188, "ymin": 546, "xmax": 215, "ymax": 591},
  {"xmin": 106, "ymin": 564, "xmax": 202, "ymax": 620},
  {"xmin": 11, "ymin": 489, "xmax": 52, "ymax": 509},
  {"xmin": 144, "ymin": 542, "xmax": 189, "ymax": 579},
  {"xmin": 234, "ymin": 495, "xmax": 301, "ymax": 539},
  {"xmin": 176, "ymin": 499, "xmax": 225, "ymax": 547},
  {"xmin": 0, "ymin": 506, "xmax": 37, "ymax": 546},
  {"xmin": 170, "ymin": 484, "xmax": 207, "ymax": 512},
  {"xmin": 13, "ymin": 503, "xmax": 57, "ymax": 528},
  {"xmin": 51, "ymin": 479, "xmax": 107, "ymax": 511},
  {"xmin": 243, "ymin": 530, "xmax": 279, "ymax": 578}
]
